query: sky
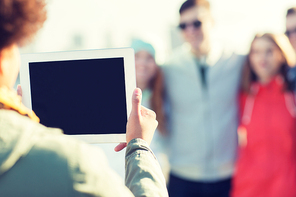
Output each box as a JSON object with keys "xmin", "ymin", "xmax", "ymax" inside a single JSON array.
[{"xmin": 22, "ymin": 0, "xmax": 296, "ymax": 64}]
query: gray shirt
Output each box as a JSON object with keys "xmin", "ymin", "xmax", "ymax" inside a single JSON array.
[{"xmin": 163, "ymin": 44, "xmax": 245, "ymax": 181}]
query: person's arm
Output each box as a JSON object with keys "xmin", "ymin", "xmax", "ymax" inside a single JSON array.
[
  {"xmin": 125, "ymin": 138, "xmax": 168, "ymax": 197},
  {"xmin": 115, "ymin": 88, "xmax": 168, "ymax": 197},
  {"xmin": 17, "ymin": 85, "xmax": 167, "ymax": 196}
]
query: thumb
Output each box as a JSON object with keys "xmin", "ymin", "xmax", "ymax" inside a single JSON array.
[{"xmin": 131, "ymin": 88, "xmax": 142, "ymax": 116}]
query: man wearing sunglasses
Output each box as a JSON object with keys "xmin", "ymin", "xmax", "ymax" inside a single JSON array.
[
  {"xmin": 286, "ymin": 7, "xmax": 296, "ymax": 53},
  {"xmin": 162, "ymin": 0, "xmax": 245, "ymax": 196},
  {"xmin": 286, "ymin": 7, "xmax": 296, "ymax": 90}
]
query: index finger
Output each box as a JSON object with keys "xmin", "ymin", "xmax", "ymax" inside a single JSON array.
[{"xmin": 114, "ymin": 142, "xmax": 127, "ymax": 152}]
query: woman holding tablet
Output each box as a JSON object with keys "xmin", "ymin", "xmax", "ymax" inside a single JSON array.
[
  {"xmin": 231, "ymin": 33, "xmax": 296, "ymax": 197},
  {"xmin": 0, "ymin": 0, "xmax": 168, "ymax": 196}
]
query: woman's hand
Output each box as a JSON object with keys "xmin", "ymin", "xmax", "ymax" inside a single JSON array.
[{"xmin": 114, "ymin": 88, "xmax": 158, "ymax": 152}]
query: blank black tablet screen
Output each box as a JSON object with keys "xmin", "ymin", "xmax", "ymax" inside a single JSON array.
[{"xmin": 29, "ymin": 58, "xmax": 127, "ymax": 135}]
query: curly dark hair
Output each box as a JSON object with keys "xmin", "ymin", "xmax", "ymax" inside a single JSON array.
[{"xmin": 0, "ymin": 0, "xmax": 47, "ymax": 50}]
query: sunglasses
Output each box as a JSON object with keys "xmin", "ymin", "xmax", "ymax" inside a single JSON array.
[
  {"xmin": 178, "ymin": 20, "xmax": 202, "ymax": 30},
  {"xmin": 285, "ymin": 27, "xmax": 296, "ymax": 38}
]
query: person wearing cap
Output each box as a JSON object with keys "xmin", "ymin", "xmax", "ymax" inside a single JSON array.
[
  {"xmin": 131, "ymin": 39, "xmax": 166, "ymax": 136},
  {"xmin": 286, "ymin": 7, "xmax": 296, "ymax": 90},
  {"xmin": 131, "ymin": 39, "xmax": 169, "ymax": 181},
  {"xmin": 286, "ymin": 7, "xmax": 296, "ymax": 53},
  {"xmin": 0, "ymin": 0, "xmax": 168, "ymax": 196}
]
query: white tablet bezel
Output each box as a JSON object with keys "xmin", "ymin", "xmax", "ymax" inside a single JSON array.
[{"xmin": 20, "ymin": 48, "xmax": 136, "ymax": 143}]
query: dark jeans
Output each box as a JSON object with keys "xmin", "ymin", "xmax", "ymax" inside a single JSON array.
[{"xmin": 168, "ymin": 173, "xmax": 232, "ymax": 197}]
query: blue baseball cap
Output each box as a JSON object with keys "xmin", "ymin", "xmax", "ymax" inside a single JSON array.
[{"xmin": 131, "ymin": 39, "xmax": 155, "ymax": 59}]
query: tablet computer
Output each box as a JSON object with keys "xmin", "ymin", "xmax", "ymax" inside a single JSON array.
[{"xmin": 20, "ymin": 48, "xmax": 136, "ymax": 143}]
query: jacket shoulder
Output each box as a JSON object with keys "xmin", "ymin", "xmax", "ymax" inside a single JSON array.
[{"xmin": 0, "ymin": 110, "xmax": 132, "ymax": 196}]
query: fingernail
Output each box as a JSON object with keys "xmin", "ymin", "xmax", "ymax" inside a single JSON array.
[{"xmin": 134, "ymin": 88, "xmax": 142, "ymax": 96}]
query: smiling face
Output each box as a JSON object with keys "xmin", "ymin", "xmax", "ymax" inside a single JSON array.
[
  {"xmin": 179, "ymin": 6, "xmax": 212, "ymax": 56},
  {"xmin": 286, "ymin": 13, "xmax": 296, "ymax": 52},
  {"xmin": 249, "ymin": 37, "xmax": 284, "ymax": 83},
  {"xmin": 135, "ymin": 50, "xmax": 157, "ymax": 90}
]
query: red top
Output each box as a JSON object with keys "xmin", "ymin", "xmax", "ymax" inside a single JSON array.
[{"xmin": 231, "ymin": 77, "xmax": 296, "ymax": 197}]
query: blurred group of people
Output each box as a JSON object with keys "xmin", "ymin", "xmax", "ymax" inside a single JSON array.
[
  {"xmin": 1, "ymin": 0, "xmax": 296, "ymax": 196},
  {"xmin": 132, "ymin": 0, "xmax": 296, "ymax": 196}
]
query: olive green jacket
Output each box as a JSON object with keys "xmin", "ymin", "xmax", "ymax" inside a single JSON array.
[{"xmin": 0, "ymin": 110, "xmax": 168, "ymax": 196}]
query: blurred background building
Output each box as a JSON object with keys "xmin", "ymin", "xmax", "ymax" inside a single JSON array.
[{"xmin": 20, "ymin": 0, "xmax": 295, "ymax": 64}]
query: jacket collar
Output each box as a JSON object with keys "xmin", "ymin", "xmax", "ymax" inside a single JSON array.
[
  {"xmin": 184, "ymin": 42, "xmax": 225, "ymax": 67},
  {"xmin": 251, "ymin": 75, "xmax": 284, "ymax": 93},
  {"xmin": 0, "ymin": 86, "xmax": 39, "ymax": 122}
]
